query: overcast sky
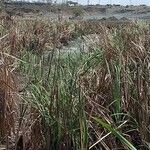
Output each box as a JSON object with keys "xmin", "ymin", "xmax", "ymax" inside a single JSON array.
[
  {"xmin": 50, "ymin": 0, "xmax": 150, "ymax": 5},
  {"xmin": 24, "ymin": 0, "xmax": 150, "ymax": 6},
  {"xmin": 84, "ymin": 0, "xmax": 150, "ymax": 5},
  {"xmin": 75, "ymin": 0, "xmax": 150, "ymax": 5}
]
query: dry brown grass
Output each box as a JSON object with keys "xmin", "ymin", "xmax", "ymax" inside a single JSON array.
[
  {"xmin": 0, "ymin": 17, "xmax": 150, "ymax": 149},
  {"xmin": 0, "ymin": 54, "xmax": 18, "ymax": 148}
]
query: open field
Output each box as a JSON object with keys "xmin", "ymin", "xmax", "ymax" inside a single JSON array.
[
  {"xmin": 3, "ymin": 2, "xmax": 150, "ymax": 21},
  {"xmin": 0, "ymin": 4, "xmax": 150, "ymax": 150}
]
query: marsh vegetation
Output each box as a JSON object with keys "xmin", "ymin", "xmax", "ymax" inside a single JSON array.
[{"xmin": 0, "ymin": 10, "xmax": 150, "ymax": 150}]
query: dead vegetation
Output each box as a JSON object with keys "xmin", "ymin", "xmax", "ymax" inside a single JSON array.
[{"xmin": 0, "ymin": 15, "xmax": 150, "ymax": 150}]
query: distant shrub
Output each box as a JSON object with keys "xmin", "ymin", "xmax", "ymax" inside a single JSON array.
[
  {"xmin": 106, "ymin": 4, "xmax": 112, "ymax": 8},
  {"xmin": 0, "ymin": 1, "xmax": 3, "ymax": 13},
  {"xmin": 72, "ymin": 6, "xmax": 84, "ymax": 17}
]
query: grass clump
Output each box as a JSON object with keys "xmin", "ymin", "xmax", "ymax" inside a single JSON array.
[
  {"xmin": 72, "ymin": 6, "xmax": 84, "ymax": 18},
  {"xmin": 0, "ymin": 19, "xmax": 150, "ymax": 149}
]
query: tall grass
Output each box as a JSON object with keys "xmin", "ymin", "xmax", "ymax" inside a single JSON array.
[{"xmin": 0, "ymin": 18, "xmax": 150, "ymax": 149}]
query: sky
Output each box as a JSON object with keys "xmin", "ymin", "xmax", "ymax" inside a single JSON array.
[
  {"xmin": 18, "ymin": 0, "xmax": 150, "ymax": 6},
  {"xmin": 74, "ymin": 0, "xmax": 150, "ymax": 5}
]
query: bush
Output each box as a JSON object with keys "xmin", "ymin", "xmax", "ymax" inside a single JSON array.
[
  {"xmin": 72, "ymin": 6, "xmax": 84, "ymax": 17},
  {"xmin": 0, "ymin": 1, "xmax": 3, "ymax": 13}
]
